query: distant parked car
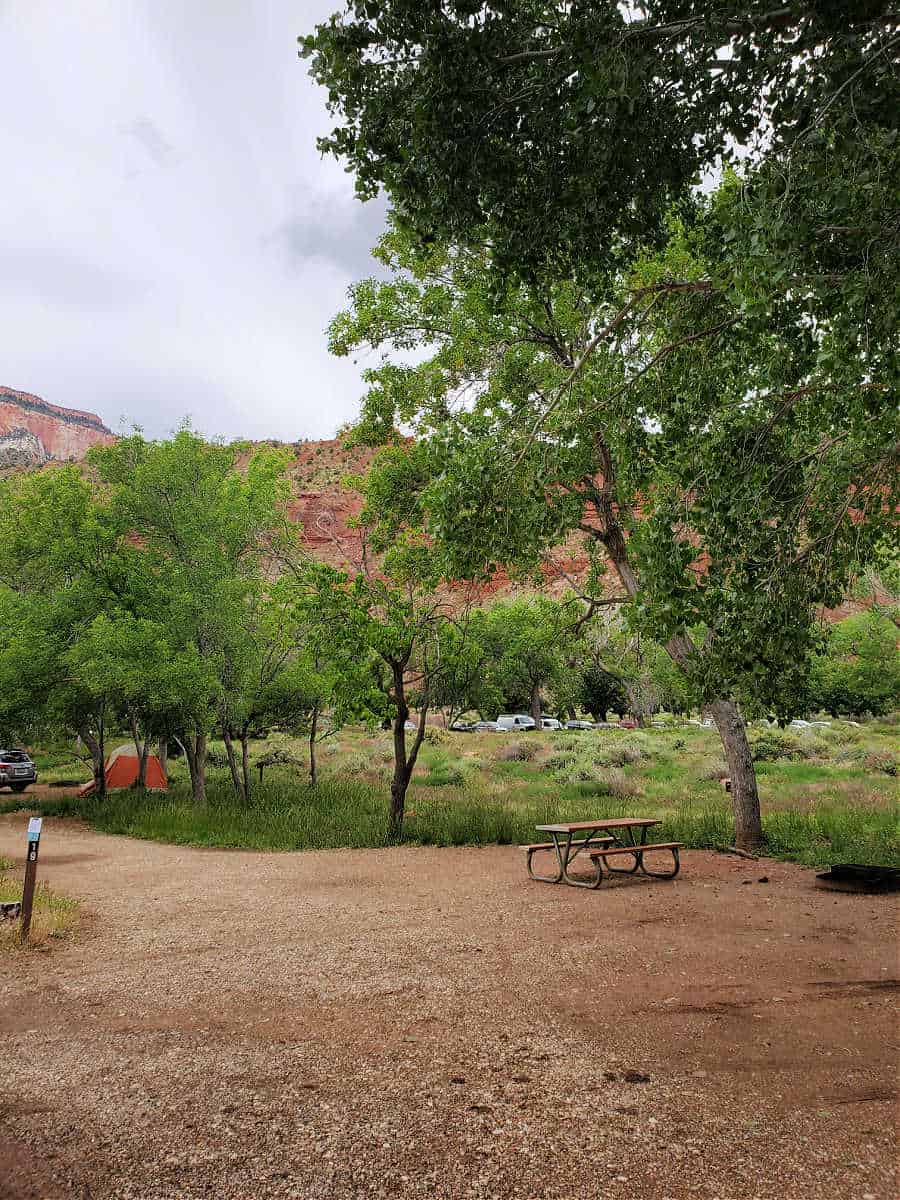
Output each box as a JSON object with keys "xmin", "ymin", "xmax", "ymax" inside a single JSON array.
[
  {"xmin": 0, "ymin": 749, "xmax": 37, "ymax": 793},
  {"xmin": 591, "ymin": 721, "xmax": 613, "ymax": 729},
  {"xmin": 497, "ymin": 714, "xmax": 536, "ymax": 731},
  {"xmin": 473, "ymin": 720, "xmax": 502, "ymax": 732},
  {"xmin": 450, "ymin": 720, "xmax": 477, "ymax": 733},
  {"xmin": 564, "ymin": 720, "xmax": 593, "ymax": 731},
  {"xmin": 403, "ymin": 720, "xmax": 418, "ymax": 731},
  {"xmin": 541, "ymin": 717, "xmax": 562, "ymax": 730}
]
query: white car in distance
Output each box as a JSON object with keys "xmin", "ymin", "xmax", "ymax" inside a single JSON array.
[{"xmin": 496, "ymin": 714, "xmax": 536, "ymax": 731}]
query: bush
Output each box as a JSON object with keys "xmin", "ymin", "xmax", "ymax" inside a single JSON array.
[
  {"xmin": 334, "ymin": 751, "xmax": 381, "ymax": 776},
  {"xmin": 597, "ymin": 769, "xmax": 640, "ymax": 799},
  {"xmin": 599, "ymin": 740, "xmax": 647, "ymax": 767},
  {"xmin": 495, "ymin": 740, "xmax": 538, "ymax": 763},
  {"xmin": 422, "ymin": 727, "xmax": 450, "ymax": 746},
  {"xmin": 551, "ymin": 755, "xmax": 597, "ymax": 784},
  {"xmin": 552, "ymin": 735, "xmax": 583, "ymax": 752},
  {"xmin": 696, "ymin": 758, "xmax": 730, "ymax": 781},
  {"xmin": 863, "ymin": 752, "xmax": 898, "ymax": 777},
  {"xmin": 750, "ymin": 730, "xmax": 805, "ymax": 761},
  {"xmin": 421, "ymin": 751, "xmax": 467, "ymax": 786},
  {"xmin": 545, "ymin": 751, "xmax": 577, "ymax": 770}
]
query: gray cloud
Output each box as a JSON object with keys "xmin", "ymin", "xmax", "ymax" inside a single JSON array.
[
  {"xmin": 273, "ymin": 192, "xmax": 390, "ymax": 278},
  {"xmin": 123, "ymin": 118, "xmax": 179, "ymax": 168},
  {"xmin": 0, "ymin": 0, "xmax": 386, "ymax": 442}
]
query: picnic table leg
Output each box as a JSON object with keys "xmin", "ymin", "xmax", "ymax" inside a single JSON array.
[
  {"xmin": 638, "ymin": 845, "xmax": 681, "ymax": 879},
  {"xmin": 562, "ymin": 829, "xmax": 604, "ymax": 889},
  {"xmin": 603, "ymin": 824, "xmax": 647, "ymax": 875},
  {"xmin": 526, "ymin": 835, "xmax": 565, "ymax": 884}
]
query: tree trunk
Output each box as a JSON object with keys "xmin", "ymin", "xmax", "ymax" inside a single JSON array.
[
  {"xmin": 128, "ymin": 713, "xmax": 150, "ymax": 789},
  {"xmin": 388, "ymin": 668, "xmax": 410, "ymax": 842},
  {"xmin": 530, "ymin": 680, "xmax": 542, "ymax": 726},
  {"xmin": 158, "ymin": 737, "xmax": 168, "ymax": 777},
  {"xmin": 710, "ymin": 698, "xmax": 764, "ymax": 850},
  {"xmin": 80, "ymin": 726, "xmax": 106, "ymax": 800},
  {"xmin": 387, "ymin": 664, "xmax": 429, "ymax": 843},
  {"xmin": 183, "ymin": 732, "xmax": 208, "ymax": 804},
  {"xmin": 240, "ymin": 729, "xmax": 252, "ymax": 801},
  {"xmin": 137, "ymin": 739, "xmax": 150, "ymax": 788},
  {"xmin": 308, "ymin": 705, "xmax": 318, "ymax": 787},
  {"xmin": 222, "ymin": 725, "xmax": 244, "ymax": 798}
]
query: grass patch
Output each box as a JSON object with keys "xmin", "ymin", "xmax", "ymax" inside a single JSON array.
[
  {"xmin": 6, "ymin": 772, "xmax": 898, "ymax": 867},
  {"xmin": 4, "ymin": 721, "xmax": 897, "ymax": 867},
  {"xmin": 0, "ymin": 873, "xmax": 79, "ymax": 950}
]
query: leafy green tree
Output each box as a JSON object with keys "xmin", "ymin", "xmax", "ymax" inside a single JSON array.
[
  {"xmin": 473, "ymin": 597, "xmax": 578, "ymax": 723},
  {"xmin": 87, "ymin": 430, "xmax": 296, "ymax": 803},
  {"xmin": 578, "ymin": 666, "xmax": 626, "ymax": 724},
  {"xmin": 300, "ymin": 519, "xmax": 475, "ymax": 840},
  {"xmin": 807, "ymin": 611, "xmax": 900, "ymax": 717},
  {"xmin": 0, "ymin": 467, "xmax": 132, "ymax": 796},
  {"xmin": 304, "ymin": 2, "xmax": 898, "ymax": 279}
]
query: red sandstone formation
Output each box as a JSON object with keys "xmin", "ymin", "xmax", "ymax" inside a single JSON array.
[{"xmin": 0, "ymin": 387, "xmax": 115, "ymax": 467}]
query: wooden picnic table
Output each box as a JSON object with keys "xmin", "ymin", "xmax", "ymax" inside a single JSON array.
[{"xmin": 524, "ymin": 818, "xmax": 682, "ymax": 889}]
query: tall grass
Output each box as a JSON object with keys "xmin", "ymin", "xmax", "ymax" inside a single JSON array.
[{"xmin": 5, "ymin": 772, "xmax": 898, "ymax": 865}]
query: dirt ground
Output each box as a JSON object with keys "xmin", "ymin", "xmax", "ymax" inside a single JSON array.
[{"xmin": 0, "ymin": 815, "xmax": 896, "ymax": 1200}]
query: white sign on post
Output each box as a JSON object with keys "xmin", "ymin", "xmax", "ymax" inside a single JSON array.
[{"xmin": 27, "ymin": 817, "xmax": 42, "ymax": 842}]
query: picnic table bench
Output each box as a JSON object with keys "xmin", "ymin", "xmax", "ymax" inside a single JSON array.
[{"xmin": 523, "ymin": 818, "xmax": 682, "ymax": 889}]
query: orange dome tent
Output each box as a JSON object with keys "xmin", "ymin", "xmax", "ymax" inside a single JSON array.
[{"xmin": 77, "ymin": 743, "xmax": 168, "ymax": 796}]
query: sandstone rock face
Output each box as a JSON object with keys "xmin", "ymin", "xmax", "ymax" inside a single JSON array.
[{"xmin": 0, "ymin": 387, "xmax": 115, "ymax": 466}]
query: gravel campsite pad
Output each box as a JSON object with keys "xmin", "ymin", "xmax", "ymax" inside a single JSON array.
[{"xmin": 0, "ymin": 815, "xmax": 896, "ymax": 1200}]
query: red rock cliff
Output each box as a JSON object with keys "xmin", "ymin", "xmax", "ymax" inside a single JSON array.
[{"xmin": 0, "ymin": 387, "xmax": 115, "ymax": 467}]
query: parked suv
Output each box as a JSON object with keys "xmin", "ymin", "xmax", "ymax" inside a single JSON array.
[
  {"xmin": 496, "ymin": 714, "xmax": 536, "ymax": 731},
  {"xmin": 0, "ymin": 749, "xmax": 37, "ymax": 792}
]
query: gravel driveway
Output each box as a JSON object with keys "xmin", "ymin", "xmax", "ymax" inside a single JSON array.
[{"xmin": 0, "ymin": 814, "xmax": 896, "ymax": 1199}]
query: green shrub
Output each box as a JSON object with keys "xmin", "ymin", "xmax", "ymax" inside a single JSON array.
[
  {"xmin": 545, "ymin": 751, "xmax": 577, "ymax": 770},
  {"xmin": 495, "ymin": 740, "xmax": 538, "ymax": 763},
  {"xmin": 422, "ymin": 727, "xmax": 450, "ymax": 746},
  {"xmin": 421, "ymin": 751, "xmax": 467, "ymax": 786},
  {"xmin": 750, "ymin": 730, "xmax": 804, "ymax": 761},
  {"xmin": 696, "ymin": 758, "xmax": 730, "ymax": 781},
  {"xmin": 597, "ymin": 769, "xmax": 640, "ymax": 799},
  {"xmin": 598, "ymin": 739, "xmax": 648, "ymax": 767},
  {"xmin": 864, "ymin": 752, "xmax": 898, "ymax": 777},
  {"xmin": 333, "ymin": 751, "xmax": 381, "ymax": 776}
]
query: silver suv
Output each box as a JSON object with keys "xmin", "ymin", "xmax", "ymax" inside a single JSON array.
[{"xmin": 0, "ymin": 749, "xmax": 37, "ymax": 792}]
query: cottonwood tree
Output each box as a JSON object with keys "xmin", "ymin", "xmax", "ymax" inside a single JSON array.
[
  {"xmin": 324, "ymin": 205, "xmax": 896, "ymax": 848},
  {"xmin": 807, "ymin": 611, "xmax": 900, "ymax": 717},
  {"xmin": 472, "ymin": 597, "xmax": 585, "ymax": 724},
  {"xmin": 305, "ymin": 2, "xmax": 898, "ymax": 848},
  {"xmin": 304, "ymin": 2, "xmax": 898, "ymax": 278}
]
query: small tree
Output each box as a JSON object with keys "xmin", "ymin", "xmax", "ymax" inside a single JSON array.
[{"xmin": 300, "ymin": 526, "xmax": 472, "ymax": 840}]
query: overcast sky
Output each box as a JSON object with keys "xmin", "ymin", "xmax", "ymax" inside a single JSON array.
[{"xmin": 0, "ymin": 1, "xmax": 388, "ymax": 441}]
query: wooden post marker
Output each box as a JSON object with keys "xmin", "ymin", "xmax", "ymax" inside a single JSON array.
[{"xmin": 20, "ymin": 816, "xmax": 42, "ymax": 941}]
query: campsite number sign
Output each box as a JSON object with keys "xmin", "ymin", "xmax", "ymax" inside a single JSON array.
[{"xmin": 21, "ymin": 816, "xmax": 42, "ymax": 939}]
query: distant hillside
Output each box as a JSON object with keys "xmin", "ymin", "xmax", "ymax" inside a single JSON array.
[{"xmin": 0, "ymin": 387, "xmax": 115, "ymax": 467}]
